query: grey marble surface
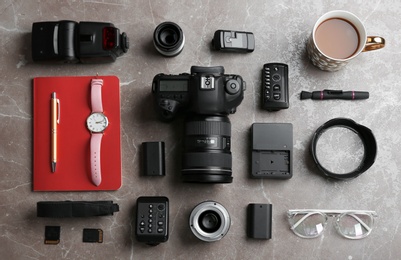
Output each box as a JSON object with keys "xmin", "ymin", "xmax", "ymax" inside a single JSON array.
[{"xmin": 1, "ymin": 0, "xmax": 400, "ymax": 259}]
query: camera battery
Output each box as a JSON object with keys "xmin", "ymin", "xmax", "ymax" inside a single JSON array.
[
  {"xmin": 142, "ymin": 142, "xmax": 165, "ymax": 176},
  {"xmin": 247, "ymin": 204, "xmax": 272, "ymax": 239}
]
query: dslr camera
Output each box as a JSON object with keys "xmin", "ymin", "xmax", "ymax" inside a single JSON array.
[
  {"xmin": 152, "ymin": 66, "xmax": 246, "ymax": 183},
  {"xmin": 31, "ymin": 20, "xmax": 129, "ymax": 63}
]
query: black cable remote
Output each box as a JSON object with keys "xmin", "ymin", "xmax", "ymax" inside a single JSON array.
[
  {"xmin": 262, "ymin": 63, "xmax": 289, "ymax": 111},
  {"xmin": 135, "ymin": 196, "xmax": 169, "ymax": 245}
]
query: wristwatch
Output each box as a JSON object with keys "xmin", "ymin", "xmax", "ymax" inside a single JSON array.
[{"xmin": 86, "ymin": 79, "xmax": 108, "ymax": 186}]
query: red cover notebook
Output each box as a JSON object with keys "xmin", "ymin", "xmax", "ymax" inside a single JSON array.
[{"xmin": 33, "ymin": 76, "xmax": 122, "ymax": 191}]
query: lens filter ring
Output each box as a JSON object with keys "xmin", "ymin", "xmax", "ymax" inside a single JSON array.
[
  {"xmin": 189, "ymin": 201, "xmax": 230, "ymax": 242},
  {"xmin": 153, "ymin": 21, "xmax": 185, "ymax": 57}
]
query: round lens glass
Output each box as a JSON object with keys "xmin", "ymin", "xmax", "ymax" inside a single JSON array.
[
  {"xmin": 198, "ymin": 210, "xmax": 222, "ymax": 233},
  {"xmin": 336, "ymin": 213, "xmax": 374, "ymax": 239},
  {"xmin": 289, "ymin": 212, "xmax": 327, "ymax": 238},
  {"xmin": 315, "ymin": 127, "xmax": 365, "ymax": 175},
  {"xmin": 160, "ymin": 29, "xmax": 178, "ymax": 46}
]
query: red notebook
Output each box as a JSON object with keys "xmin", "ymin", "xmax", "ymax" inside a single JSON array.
[{"xmin": 33, "ymin": 76, "xmax": 122, "ymax": 191}]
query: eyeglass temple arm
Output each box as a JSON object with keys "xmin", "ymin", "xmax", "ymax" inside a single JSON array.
[{"xmin": 289, "ymin": 209, "xmax": 377, "ymax": 215}]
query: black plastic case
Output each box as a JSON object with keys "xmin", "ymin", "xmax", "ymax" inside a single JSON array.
[{"xmin": 251, "ymin": 123, "xmax": 293, "ymax": 179}]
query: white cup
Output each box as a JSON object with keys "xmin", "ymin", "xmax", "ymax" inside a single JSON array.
[{"xmin": 307, "ymin": 10, "xmax": 385, "ymax": 71}]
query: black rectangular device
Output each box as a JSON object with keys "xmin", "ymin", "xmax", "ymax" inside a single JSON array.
[
  {"xmin": 31, "ymin": 21, "xmax": 128, "ymax": 64},
  {"xmin": 135, "ymin": 196, "xmax": 169, "ymax": 245},
  {"xmin": 247, "ymin": 203, "xmax": 272, "ymax": 239},
  {"xmin": 212, "ymin": 30, "xmax": 255, "ymax": 52},
  {"xmin": 142, "ymin": 142, "xmax": 165, "ymax": 176},
  {"xmin": 251, "ymin": 123, "xmax": 293, "ymax": 179},
  {"xmin": 262, "ymin": 63, "xmax": 289, "ymax": 111}
]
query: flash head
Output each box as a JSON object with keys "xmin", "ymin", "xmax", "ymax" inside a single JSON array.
[{"xmin": 32, "ymin": 20, "xmax": 129, "ymax": 64}]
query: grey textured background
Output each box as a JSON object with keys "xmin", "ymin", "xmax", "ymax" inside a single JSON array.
[{"xmin": 1, "ymin": 0, "xmax": 400, "ymax": 259}]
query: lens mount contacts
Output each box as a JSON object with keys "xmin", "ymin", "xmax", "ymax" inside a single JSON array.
[
  {"xmin": 189, "ymin": 201, "xmax": 230, "ymax": 242},
  {"xmin": 153, "ymin": 21, "xmax": 185, "ymax": 57}
]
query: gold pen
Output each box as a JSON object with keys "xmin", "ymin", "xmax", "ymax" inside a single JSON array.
[{"xmin": 51, "ymin": 92, "xmax": 60, "ymax": 173}]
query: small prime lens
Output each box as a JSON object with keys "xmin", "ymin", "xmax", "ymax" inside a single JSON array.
[
  {"xmin": 153, "ymin": 21, "xmax": 185, "ymax": 57},
  {"xmin": 182, "ymin": 115, "xmax": 232, "ymax": 183},
  {"xmin": 189, "ymin": 201, "xmax": 230, "ymax": 242}
]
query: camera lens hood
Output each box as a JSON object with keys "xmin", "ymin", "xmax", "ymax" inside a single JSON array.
[
  {"xmin": 311, "ymin": 118, "xmax": 377, "ymax": 180},
  {"xmin": 153, "ymin": 21, "xmax": 185, "ymax": 57},
  {"xmin": 189, "ymin": 201, "xmax": 230, "ymax": 242}
]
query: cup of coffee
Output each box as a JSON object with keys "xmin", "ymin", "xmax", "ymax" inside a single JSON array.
[{"xmin": 307, "ymin": 10, "xmax": 385, "ymax": 71}]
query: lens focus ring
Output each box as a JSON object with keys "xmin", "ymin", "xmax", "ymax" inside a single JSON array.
[
  {"xmin": 185, "ymin": 119, "xmax": 231, "ymax": 136},
  {"xmin": 182, "ymin": 152, "xmax": 232, "ymax": 169}
]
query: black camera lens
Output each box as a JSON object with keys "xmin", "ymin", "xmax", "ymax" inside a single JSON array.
[
  {"xmin": 153, "ymin": 22, "xmax": 185, "ymax": 57},
  {"xmin": 189, "ymin": 201, "xmax": 230, "ymax": 242},
  {"xmin": 182, "ymin": 115, "xmax": 232, "ymax": 183}
]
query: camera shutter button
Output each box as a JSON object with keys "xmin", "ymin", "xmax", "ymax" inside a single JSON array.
[{"xmin": 226, "ymin": 79, "xmax": 240, "ymax": 94}]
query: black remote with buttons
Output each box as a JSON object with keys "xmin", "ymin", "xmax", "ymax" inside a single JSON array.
[
  {"xmin": 262, "ymin": 63, "xmax": 289, "ymax": 111},
  {"xmin": 135, "ymin": 196, "xmax": 169, "ymax": 245}
]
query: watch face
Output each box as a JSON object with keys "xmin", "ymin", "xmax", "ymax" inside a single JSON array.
[{"xmin": 86, "ymin": 112, "xmax": 109, "ymax": 133}]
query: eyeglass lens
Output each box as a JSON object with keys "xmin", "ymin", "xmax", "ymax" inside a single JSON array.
[
  {"xmin": 289, "ymin": 212, "xmax": 326, "ymax": 238},
  {"xmin": 336, "ymin": 213, "xmax": 374, "ymax": 239}
]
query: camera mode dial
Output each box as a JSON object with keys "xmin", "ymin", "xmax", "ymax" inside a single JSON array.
[{"xmin": 225, "ymin": 79, "xmax": 240, "ymax": 95}]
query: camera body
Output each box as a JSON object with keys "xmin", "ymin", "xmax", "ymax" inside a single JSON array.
[
  {"xmin": 152, "ymin": 66, "xmax": 246, "ymax": 121},
  {"xmin": 152, "ymin": 66, "xmax": 246, "ymax": 183},
  {"xmin": 32, "ymin": 21, "xmax": 129, "ymax": 64}
]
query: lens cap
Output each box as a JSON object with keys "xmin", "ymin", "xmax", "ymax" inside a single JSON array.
[{"xmin": 153, "ymin": 22, "xmax": 185, "ymax": 57}]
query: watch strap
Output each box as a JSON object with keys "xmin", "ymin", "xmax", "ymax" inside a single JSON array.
[
  {"xmin": 37, "ymin": 201, "xmax": 119, "ymax": 218},
  {"xmin": 91, "ymin": 79, "xmax": 104, "ymax": 113},
  {"xmin": 90, "ymin": 133, "xmax": 103, "ymax": 186}
]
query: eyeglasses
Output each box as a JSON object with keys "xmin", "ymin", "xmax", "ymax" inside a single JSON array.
[{"xmin": 287, "ymin": 209, "xmax": 378, "ymax": 239}]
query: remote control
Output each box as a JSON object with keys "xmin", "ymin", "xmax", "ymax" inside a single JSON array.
[
  {"xmin": 262, "ymin": 63, "xmax": 289, "ymax": 111},
  {"xmin": 135, "ymin": 196, "xmax": 169, "ymax": 245}
]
